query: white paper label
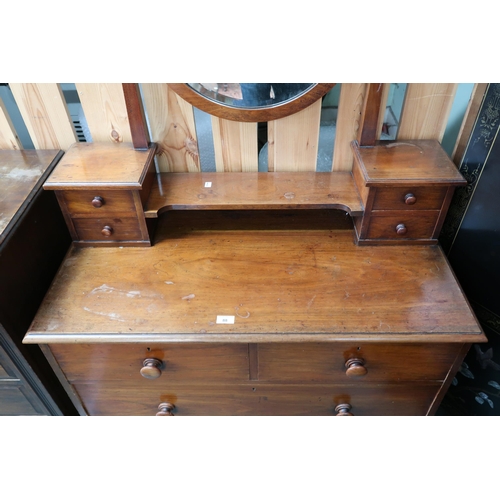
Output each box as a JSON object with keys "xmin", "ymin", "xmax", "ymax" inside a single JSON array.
[
  {"xmin": 204, "ymin": 182, "xmax": 212, "ymax": 188},
  {"xmin": 216, "ymin": 315, "xmax": 235, "ymax": 324}
]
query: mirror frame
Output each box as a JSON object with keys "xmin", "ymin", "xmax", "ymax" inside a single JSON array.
[{"xmin": 167, "ymin": 83, "xmax": 336, "ymax": 122}]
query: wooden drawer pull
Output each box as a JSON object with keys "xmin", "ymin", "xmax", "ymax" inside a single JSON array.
[
  {"xmin": 335, "ymin": 403, "xmax": 353, "ymax": 416},
  {"xmin": 156, "ymin": 402, "xmax": 175, "ymax": 416},
  {"xmin": 345, "ymin": 357, "xmax": 367, "ymax": 377},
  {"xmin": 101, "ymin": 225, "xmax": 113, "ymax": 237},
  {"xmin": 404, "ymin": 193, "xmax": 417, "ymax": 205},
  {"xmin": 92, "ymin": 196, "xmax": 104, "ymax": 208},
  {"xmin": 396, "ymin": 223, "xmax": 407, "ymax": 235},
  {"xmin": 140, "ymin": 358, "xmax": 162, "ymax": 379}
]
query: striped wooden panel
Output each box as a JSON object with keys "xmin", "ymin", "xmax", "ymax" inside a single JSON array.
[
  {"xmin": 141, "ymin": 84, "xmax": 200, "ymax": 172},
  {"xmin": 212, "ymin": 117, "xmax": 258, "ymax": 172},
  {"xmin": 332, "ymin": 83, "xmax": 367, "ymax": 172},
  {"xmin": 0, "ymin": 97, "xmax": 21, "ymax": 150},
  {"xmin": 397, "ymin": 83, "xmax": 458, "ymax": 141},
  {"xmin": 76, "ymin": 83, "xmax": 132, "ymax": 144},
  {"xmin": 9, "ymin": 83, "xmax": 76, "ymax": 150},
  {"xmin": 269, "ymin": 99, "xmax": 322, "ymax": 172}
]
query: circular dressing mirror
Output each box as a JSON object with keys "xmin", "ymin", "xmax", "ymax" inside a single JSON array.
[{"xmin": 168, "ymin": 83, "xmax": 336, "ymax": 122}]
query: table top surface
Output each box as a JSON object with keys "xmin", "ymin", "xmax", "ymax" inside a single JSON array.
[
  {"xmin": 24, "ymin": 210, "xmax": 484, "ymax": 344},
  {"xmin": 0, "ymin": 149, "xmax": 61, "ymax": 245},
  {"xmin": 43, "ymin": 142, "xmax": 156, "ymax": 190},
  {"xmin": 353, "ymin": 140, "xmax": 467, "ymax": 186}
]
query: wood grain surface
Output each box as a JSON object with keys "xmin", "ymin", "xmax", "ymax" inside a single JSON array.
[
  {"xmin": 43, "ymin": 142, "xmax": 156, "ymax": 189},
  {"xmin": 141, "ymin": 84, "xmax": 200, "ymax": 172},
  {"xmin": 332, "ymin": 84, "xmax": 367, "ymax": 172},
  {"xmin": 76, "ymin": 83, "xmax": 132, "ymax": 144},
  {"xmin": 25, "ymin": 210, "xmax": 484, "ymax": 343},
  {"xmin": 269, "ymin": 99, "xmax": 322, "ymax": 171},
  {"xmin": 0, "ymin": 97, "xmax": 21, "ymax": 150},
  {"xmin": 9, "ymin": 83, "xmax": 76, "ymax": 150},
  {"xmin": 211, "ymin": 118, "xmax": 258, "ymax": 172},
  {"xmin": 72, "ymin": 381, "xmax": 442, "ymax": 416},
  {"xmin": 397, "ymin": 83, "xmax": 458, "ymax": 141},
  {"xmin": 144, "ymin": 171, "xmax": 363, "ymax": 216},
  {"xmin": 0, "ymin": 149, "xmax": 61, "ymax": 241},
  {"xmin": 352, "ymin": 140, "xmax": 467, "ymax": 185}
]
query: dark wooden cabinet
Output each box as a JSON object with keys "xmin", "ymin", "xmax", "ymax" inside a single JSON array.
[
  {"xmin": 23, "ymin": 142, "xmax": 486, "ymax": 416},
  {"xmin": 0, "ymin": 150, "xmax": 78, "ymax": 415}
]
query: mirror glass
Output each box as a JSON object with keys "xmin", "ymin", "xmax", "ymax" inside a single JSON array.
[{"xmin": 188, "ymin": 83, "xmax": 315, "ymax": 109}]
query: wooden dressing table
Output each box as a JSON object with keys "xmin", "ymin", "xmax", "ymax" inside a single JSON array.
[{"xmin": 23, "ymin": 141, "xmax": 486, "ymax": 416}]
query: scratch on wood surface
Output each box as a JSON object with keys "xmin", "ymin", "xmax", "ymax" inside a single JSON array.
[
  {"xmin": 83, "ymin": 307, "xmax": 126, "ymax": 322},
  {"xmin": 182, "ymin": 293, "xmax": 195, "ymax": 301},
  {"xmin": 235, "ymin": 306, "xmax": 251, "ymax": 318},
  {"xmin": 306, "ymin": 295, "xmax": 317, "ymax": 310}
]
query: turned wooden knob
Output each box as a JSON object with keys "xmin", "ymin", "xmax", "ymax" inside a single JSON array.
[
  {"xmin": 140, "ymin": 358, "xmax": 162, "ymax": 379},
  {"xmin": 156, "ymin": 402, "xmax": 175, "ymax": 416},
  {"xmin": 101, "ymin": 225, "xmax": 113, "ymax": 237},
  {"xmin": 396, "ymin": 223, "xmax": 407, "ymax": 235},
  {"xmin": 345, "ymin": 357, "xmax": 367, "ymax": 377},
  {"xmin": 404, "ymin": 193, "xmax": 417, "ymax": 205},
  {"xmin": 335, "ymin": 403, "xmax": 353, "ymax": 416},
  {"xmin": 92, "ymin": 196, "xmax": 104, "ymax": 208}
]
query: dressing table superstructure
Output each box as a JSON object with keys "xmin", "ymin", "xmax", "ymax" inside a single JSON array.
[{"xmin": 23, "ymin": 140, "xmax": 486, "ymax": 416}]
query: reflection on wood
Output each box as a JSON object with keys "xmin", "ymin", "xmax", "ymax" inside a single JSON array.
[
  {"xmin": 76, "ymin": 83, "xmax": 132, "ymax": 144},
  {"xmin": 332, "ymin": 83, "xmax": 367, "ymax": 172},
  {"xmin": 270, "ymin": 99, "xmax": 322, "ymax": 172},
  {"xmin": 141, "ymin": 84, "xmax": 200, "ymax": 172},
  {"xmin": 212, "ymin": 118, "xmax": 258, "ymax": 172},
  {"xmin": 397, "ymin": 83, "xmax": 458, "ymax": 141},
  {"xmin": 9, "ymin": 83, "xmax": 76, "ymax": 150}
]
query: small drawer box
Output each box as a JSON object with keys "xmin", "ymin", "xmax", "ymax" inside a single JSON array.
[
  {"xmin": 60, "ymin": 190, "xmax": 137, "ymax": 217},
  {"xmin": 372, "ymin": 186, "xmax": 448, "ymax": 211},
  {"xmin": 365, "ymin": 212, "xmax": 440, "ymax": 240},
  {"xmin": 351, "ymin": 140, "xmax": 467, "ymax": 245},
  {"xmin": 72, "ymin": 217, "xmax": 144, "ymax": 241},
  {"xmin": 44, "ymin": 142, "xmax": 157, "ymax": 246}
]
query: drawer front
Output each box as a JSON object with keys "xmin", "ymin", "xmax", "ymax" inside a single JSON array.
[
  {"xmin": 257, "ymin": 343, "xmax": 462, "ymax": 384},
  {"xmin": 61, "ymin": 190, "xmax": 137, "ymax": 216},
  {"xmin": 72, "ymin": 217, "xmax": 143, "ymax": 241},
  {"xmin": 366, "ymin": 212, "xmax": 439, "ymax": 240},
  {"xmin": 73, "ymin": 382, "xmax": 441, "ymax": 416},
  {"xmin": 49, "ymin": 343, "xmax": 250, "ymax": 385},
  {"xmin": 372, "ymin": 186, "xmax": 447, "ymax": 211}
]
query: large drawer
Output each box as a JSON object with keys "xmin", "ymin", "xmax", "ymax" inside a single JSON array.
[
  {"xmin": 73, "ymin": 381, "xmax": 442, "ymax": 416},
  {"xmin": 60, "ymin": 190, "xmax": 137, "ymax": 216},
  {"xmin": 257, "ymin": 343, "xmax": 462, "ymax": 384},
  {"xmin": 49, "ymin": 343, "xmax": 250, "ymax": 385}
]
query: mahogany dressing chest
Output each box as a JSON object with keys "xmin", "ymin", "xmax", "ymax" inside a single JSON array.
[{"xmin": 23, "ymin": 140, "xmax": 486, "ymax": 416}]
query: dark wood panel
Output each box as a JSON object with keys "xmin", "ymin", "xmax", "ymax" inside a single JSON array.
[
  {"xmin": 144, "ymin": 172, "xmax": 363, "ymax": 217},
  {"xmin": 257, "ymin": 343, "xmax": 463, "ymax": 384},
  {"xmin": 352, "ymin": 140, "xmax": 467, "ymax": 186},
  {"xmin": 372, "ymin": 186, "xmax": 447, "ymax": 210},
  {"xmin": 73, "ymin": 382, "xmax": 441, "ymax": 416},
  {"xmin": 366, "ymin": 212, "xmax": 439, "ymax": 240},
  {"xmin": 50, "ymin": 343, "xmax": 250, "ymax": 384},
  {"xmin": 61, "ymin": 190, "xmax": 136, "ymax": 216},
  {"xmin": 25, "ymin": 212, "xmax": 484, "ymax": 343},
  {"xmin": 72, "ymin": 217, "xmax": 143, "ymax": 241}
]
